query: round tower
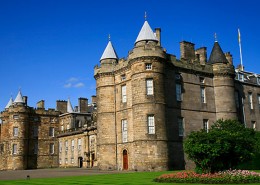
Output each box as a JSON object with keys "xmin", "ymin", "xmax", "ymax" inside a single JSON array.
[
  {"xmin": 4, "ymin": 90, "xmax": 30, "ymax": 170},
  {"xmin": 94, "ymin": 40, "xmax": 118, "ymax": 170},
  {"xmin": 127, "ymin": 20, "xmax": 168, "ymax": 171},
  {"xmin": 208, "ymin": 41, "xmax": 237, "ymax": 120}
]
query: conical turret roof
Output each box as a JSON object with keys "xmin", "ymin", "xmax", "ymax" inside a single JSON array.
[
  {"xmin": 100, "ymin": 41, "xmax": 118, "ymax": 61},
  {"xmin": 5, "ymin": 97, "xmax": 13, "ymax": 109},
  {"xmin": 135, "ymin": 21, "xmax": 158, "ymax": 44},
  {"xmin": 208, "ymin": 41, "xmax": 228, "ymax": 64},
  {"xmin": 67, "ymin": 98, "xmax": 74, "ymax": 113},
  {"xmin": 14, "ymin": 90, "xmax": 24, "ymax": 103}
]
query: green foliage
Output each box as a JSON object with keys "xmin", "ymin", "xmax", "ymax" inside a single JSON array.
[{"xmin": 184, "ymin": 119, "xmax": 256, "ymax": 173}]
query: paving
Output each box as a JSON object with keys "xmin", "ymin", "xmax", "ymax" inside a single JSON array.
[{"xmin": 0, "ymin": 168, "xmax": 124, "ymax": 180}]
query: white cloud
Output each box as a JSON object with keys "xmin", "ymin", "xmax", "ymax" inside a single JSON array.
[
  {"xmin": 74, "ymin": 82, "xmax": 85, "ymax": 88},
  {"xmin": 64, "ymin": 83, "xmax": 72, "ymax": 88},
  {"xmin": 67, "ymin": 77, "xmax": 78, "ymax": 82}
]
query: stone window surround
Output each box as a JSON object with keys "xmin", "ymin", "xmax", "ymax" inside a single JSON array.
[
  {"xmin": 147, "ymin": 115, "xmax": 155, "ymax": 134},
  {"xmin": 146, "ymin": 79, "xmax": 154, "ymax": 96}
]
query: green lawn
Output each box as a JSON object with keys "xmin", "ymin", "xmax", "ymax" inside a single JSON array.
[{"xmin": 1, "ymin": 171, "xmax": 260, "ymax": 185}]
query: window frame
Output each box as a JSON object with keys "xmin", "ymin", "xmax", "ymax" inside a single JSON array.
[
  {"xmin": 121, "ymin": 85, "xmax": 127, "ymax": 103},
  {"xmin": 248, "ymin": 92, "xmax": 253, "ymax": 109},
  {"xmin": 200, "ymin": 86, "xmax": 206, "ymax": 103},
  {"xmin": 145, "ymin": 63, "xmax": 152, "ymax": 70},
  {"xmin": 147, "ymin": 115, "xmax": 155, "ymax": 134},
  {"xmin": 178, "ymin": 117, "xmax": 184, "ymax": 136},
  {"xmin": 50, "ymin": 143, "xmax": 54, "ymax": 154},
  {"xmin": 122, "ymin": 119, "xmax": 128, "ymax": 143},
  {"xmin": 49, "ymin": 127, "xmax": 55, "ymax": 137},
  {"xmin": 13, "ymin": 127, "xmax": 18, "ymax": 137},
  {"xmin": 78, "ymin": 138, "xmax": 82, "ymax": 151},
  {"xmin": 146, "ymin": 79, "xmax": 154, "ymax": 96},
  {"xmin": 12, "ymin": 144, "xmax": 17, "ymax": 155},
  {"xmin": 203, "ymin": 119, "xmax": 209, "ymax": 133},
  {"xmin": 176, "ymin": 83, "xmax": 182, "ymax": 101}
]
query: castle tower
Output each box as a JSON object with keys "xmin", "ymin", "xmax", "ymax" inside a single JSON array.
[
  {"xmin": 126, "ymin": 20, "xmax": 168, "ymax": 171},
  {"xmin": 208, "ymin": 41, "xmax": 237, "ymax": 120},
  {"xmin": 2, "ymin": 90, "xmax": 30, "ymax": 170},
  {"xmin": 95, "ymin": 39, "xmax": 118, "ymax": 170}
]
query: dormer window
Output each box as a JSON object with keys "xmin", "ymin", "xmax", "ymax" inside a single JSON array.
[{"xmin": 145, "ymin": 63, "xmax": 152, "ymax": 70}]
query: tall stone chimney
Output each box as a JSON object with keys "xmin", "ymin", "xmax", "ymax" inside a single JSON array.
[
  {"xmin": 195, "ymin": 47, "xmax": 207, "ymax": 65},
  {"xmin": 180, "ymin": 41, "xmax": 195, "ymax": 61},
  {"xmin": 56, "ymin": 100, "xmax": 67, "ymax": 114},
  {"xmin": 78, "ymin": 98, "xmax": 88, "ymax": 113},
  {"xmin": 155, "ymin": 28, "xmax": 161, "ymax": 46},
  {"xmin": 37, "ymin": 100, "xmax": 45, "ymax": 109}
]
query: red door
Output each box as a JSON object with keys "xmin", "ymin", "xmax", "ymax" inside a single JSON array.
[{"xmin": 123, "ymin": 150, "xmax": 128, "ymax": 170}]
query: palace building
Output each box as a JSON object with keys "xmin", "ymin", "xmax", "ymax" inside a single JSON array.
[{"xmin": 0, "ymin": 19, "xmax": 259, "ymax": 171}]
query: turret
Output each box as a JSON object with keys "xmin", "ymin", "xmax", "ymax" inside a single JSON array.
[{"xmin": 209, "ymin": 40, "xmax": 237, "ymax": 120}]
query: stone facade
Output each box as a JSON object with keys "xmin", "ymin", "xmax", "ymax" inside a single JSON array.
[
  {"xmin": 94, "ymin": 21, "xmax": 260, "ymax": 171},
  {"xmin": 0, "ymin": 96, "xmax": 97, "ymax": 170}
]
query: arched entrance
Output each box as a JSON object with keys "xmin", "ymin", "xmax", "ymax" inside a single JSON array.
[
  {"xmin": 123, "ymin": 149, "xmax": 128, "ymax": 170},
  {"xmin": 78, "ymin": 157, "xmax": 83, "ymax": 168}
]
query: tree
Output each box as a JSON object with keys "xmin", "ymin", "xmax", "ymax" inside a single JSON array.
[{"xmin": 184, "ymin": 119, "xmax": 256, "ymax": 173}]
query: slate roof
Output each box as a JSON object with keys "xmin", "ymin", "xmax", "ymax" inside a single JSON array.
[
  {"xmin": 100, "ymin": 41, "xmax": 118, "ymax": 61},
  {"xmin": 208, "ymin": 41, "xmax": 228, "ymax": 64},
  {"xmin": 5, "ymin": 97, "xmax": 13, "ymax": 109},
  {"xmin": 67, "ymin": 98, "xmax": 74, "ymax": 113},
  {"xmin": 135, "ymin": 21, "xmax": 158, "ymax": 44},
  {"xmin": 14, "ymin": 90, "xmax": 24, "ymax": 103}
]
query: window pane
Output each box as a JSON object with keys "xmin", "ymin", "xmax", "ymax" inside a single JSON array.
[
  {"xmin": 148, "ymin": 115, "xmax": 155, "ymax": 134},
  {"xmin": 201, "ymin": 87, "xmax": 206, "ymax": 103},
  {"xmin": 122, "ymin": 85, "xmax": 127, "ymax": 103},
  {"xmin": 146, "ymin": 79, "xmax": 154, "ymax": 95},
  {"xmin": 122, "ymin": 120, "xmax": 127, "ymax": 143},
  {"xmin": 176, "ymin": 84, "xmax": 182, "ymax": 101},
  {"xmin": 178, "ymin": 118, "xmax": 184, "ymax": 136}
]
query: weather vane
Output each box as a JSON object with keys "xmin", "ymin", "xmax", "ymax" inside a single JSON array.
[
  {"xmin": 214, "ymin": 33, "xmax": 218, "ymax": 42},
  {"xmin": 144, "ymin": 11, "xmax": 147, "ymax": 20},
  {"xmin": 108, "ymin": 34, "xmax": 111, "ymax": 41}
]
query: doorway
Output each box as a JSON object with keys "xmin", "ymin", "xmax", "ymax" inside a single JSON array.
[
  {"xmin": 78, "ymin": 157, "xmax": 83, "ymax": 168},
  {"xmin": 123, "ymin": 150, "xmax": 128, "ymax": 170}
]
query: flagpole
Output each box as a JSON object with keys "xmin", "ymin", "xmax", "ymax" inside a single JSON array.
[{"xmin": 238, "ymin": 28, "xmax": 244, "ymax": 71}]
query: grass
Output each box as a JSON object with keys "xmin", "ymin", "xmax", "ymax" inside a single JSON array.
[{"xmin": 1, "ymin": 171, "xmax": 260, "ymax": 185}]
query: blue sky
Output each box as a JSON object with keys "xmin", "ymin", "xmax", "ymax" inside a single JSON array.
[{"xmin": 0, "ymin": 0, "xmax": 260, "ymax": 110}]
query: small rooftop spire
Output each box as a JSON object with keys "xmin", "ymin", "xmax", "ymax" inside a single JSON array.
[
  {"xmin": 5, "ymin": 96, "xmax": 13, "ymax": 109},
  {"xmin": 135, "ymin": 20, "xmax": 158, "ymax": 44},
  {"xmin": 108, "ymin": 34, "xmax": 111, "ymax": 41},
  {"xmin": 214, "ymin": 33, "xmax": 218, "ymax": 42},
  {"xmin": 144, "ymin": 11, "xmax": 147, "ymax": 20},
  {"xmin": 14, "ymin": 89, "xmax": 24, "ymax": 103},
  {"xmin": 67, "ymin": 98, "xmax": 74, "ymax": 113},
  {"xmin": 100, "ymin": 38, "xmax": 118, "ymax": 61}
]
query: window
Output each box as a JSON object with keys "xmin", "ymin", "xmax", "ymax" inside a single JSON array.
[
  {"xmin": 146, "ymin": 79, "xmax": 154, "ymax": 95},
  {"xmin": 50, "ymin": 143, "xmax": 54, "ymax": 154},
  {"xmin": 122, "ymin": 85, "xmax": 127, "ymax": 103},
  {"xmin": 178, "ymin": 117, "xmax": 184, "ymax": 136},
  {"xmin": 147, "ymin": 115, "xmax": 155, "ymax": 134},
  {"xmin": 235, "ymin": 91, "xmax": 240, "ymax": 108},
  {"xmin": 65, "ymin": 140, "xmax": 68, "ymax": 151},
  {"xmin": 122, "ymin": 119, "xmax": 128, "ymax": 143},
  {"xmin": 238, "ymin": 73, "xmax": 244, "ymax": 81},
  {"xmin": 33, "ymin": 126, "xmax": 38, "ymax": 137},
  {"xmin": 34, "ymin": 142, "xmax": 38, "ymax": 154},
  {"xmin": 71, "ymin": 157, "xmax": 74, "ymax": 164},
  {"xmin": 71, "ymin": 140, "xmax": 74, "ymax": 151},
  {"xmin": 199, "ymin": 77, "xmax": 205, "ymax": 84},
  {"xmin": 78, "ymin": 138, "xmax": 82, "ymax": 151},
  {"xmin": 49, "ymin": 127, "xmax": 55, "ymax": 137},
  {"xmin": 258, "ymin": 94, "xmax": 260, "ymax": 109},
  {"xmin": 66, "ymin": 124, "xmax": 70, "ymax": 130},
  {"xmin": 59, "ymin": 158, "xmax": 62, "ymax": 165},
  {"xmin": 13, "ymin": 127, "xmax": 18, "ymax": 137},
  {"xmin": 145, "ymin": 63, "xmax": 152, "ymax": 70},
  {"xmin": 176, "ymin": 83, "xmax": 182, "ymax": 101},
  {"xmin": 121, "ymin": 74, "xmax": 126, "ymax": 81},
  {"xmin": 248, "ymin": 92, "xmax": 253, "ymax": 109},
  {"xmin": 12, "ymin": 144, "xmax": 17, "ymax": 154},
  {"xmin": 252, "ymin": 121, "xmax": 256, "ymax": 130},
  {"xmin": 13, "ymin": 115, "xmax": 19, "ymax": 120},
  {"xmin": 257, "ymin": 77, "xmax": 260, "ymax": 85},
  {"xmin": 61, "ymin": 125, "xmax": 64, "ymax": 131},
  {"xmin": 59, "ymin": 141, "xmax": 62, "ymax": 153},
  {"xmin": 65, "ymin": 158, "xmax": 68, "ymax": 164},
  {"xmin": 201, "ymin": 87, "xmax": 206, "ymax": 103},
  {"xmin": 203, "ymin": 119, "xmax": 209, "ymax": 133}
]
